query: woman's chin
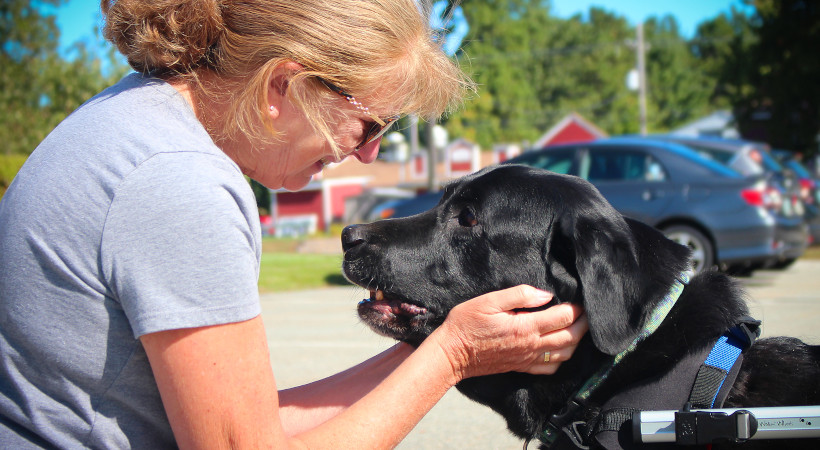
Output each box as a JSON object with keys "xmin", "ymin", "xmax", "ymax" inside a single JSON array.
[{"xmin": 280, "ymin": 170, "xmax": 318, "ymax": 191}]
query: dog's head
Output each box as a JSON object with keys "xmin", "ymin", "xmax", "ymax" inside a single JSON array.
[{"xmin": 342, "ymin": 165, "xmax": 691, "ymax": 354}]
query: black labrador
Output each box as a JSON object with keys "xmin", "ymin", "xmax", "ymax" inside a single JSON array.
[{"xmin": 341, "ymin": 165, "xmax": 820, "ymax": 449}]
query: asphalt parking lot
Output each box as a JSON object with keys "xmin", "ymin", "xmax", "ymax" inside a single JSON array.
[{"xmin": 261, "ymin": 259, "xmax": 820, "ymax": 449}]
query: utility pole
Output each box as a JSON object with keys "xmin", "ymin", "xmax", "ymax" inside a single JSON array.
[
  {"xmin": 425, "ymin": 120, "xmax": 438, "ymax": 191},
  {"xmin": 636, "ymin": 23, "xmax": 648, "ymax": 136}
]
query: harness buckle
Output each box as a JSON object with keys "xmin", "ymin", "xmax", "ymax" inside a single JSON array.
[
  {"xmin": 674, "ymin": 409, "xmax": 758, "ymax": 445},
  {"xmin": 539, "ymin": 399, "xmax": 589, "ymax": 449},
  {"xmin": 731, "ymin": 316, "xmax": 761, "ymax": 347}
]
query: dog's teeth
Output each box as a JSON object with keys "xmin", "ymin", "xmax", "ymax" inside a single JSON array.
[
  {"xmin": 374, "ymin": 290, "xmax": 385, "ymax": 301},
  {"xmin": 401, "ymin": 303, "xmax": 428, "ymax": 315}
]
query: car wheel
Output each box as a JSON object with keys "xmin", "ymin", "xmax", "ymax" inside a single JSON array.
[{"xmin": 663, "ymin": 225, "xmax": 715, "ymax": 274}]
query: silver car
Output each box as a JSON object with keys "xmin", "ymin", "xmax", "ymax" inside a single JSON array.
[
  {"xmin": 653, "ymin": 136, "xmax": 809, "ymax": 269},
  {"xmin": 504, "ymin": 137, "xmax": 809, "ymax": 274}
]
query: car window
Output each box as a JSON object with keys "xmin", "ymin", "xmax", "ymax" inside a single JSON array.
[
  {"xmin": 756, "ymin": 149, "xmax": 784, "ymax": 172},
  {"xmin": 680, "ymin": 143, "xmax": 766, "ymax": 176},
  {"xmin": 685, "ymin": 144, "xmax": 734, "ymax": 164},
  {"xmin": 785, "ymin": 160, "xmax": 812, "ymax": 178},
  {"xmin": 509, "ymin": 148, "xmax": 575, "ymax": 174},
  {"xmin": 587, "ymin": 149, "xmax": 667, "ymax": 182}
]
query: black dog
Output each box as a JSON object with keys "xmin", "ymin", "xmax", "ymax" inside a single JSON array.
[{"xmin": 341, "ymin": 165, "xmax": 820, "ymax": 449}]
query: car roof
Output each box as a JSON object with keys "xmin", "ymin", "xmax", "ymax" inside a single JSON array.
[
  {"xmin": 651, "ymin": 135, "xmax": 784, "ymax": 172},
  {"xmin": 528, "ymin": 137, "xmax": 742, "ymax": 178}
]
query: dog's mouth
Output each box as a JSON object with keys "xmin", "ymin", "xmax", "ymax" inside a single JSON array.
[
  {"xmin": 357, "ymin": 289, "xmax": 435, "ymax": 342},
  {"xmin": 361, "ymin": 289, "xmax": 429, "ymax": 316}
]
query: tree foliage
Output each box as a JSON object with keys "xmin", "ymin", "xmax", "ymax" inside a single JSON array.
[
  {"xmin": 443, "ymin": 0, "xmax": 818, "ymax": 155},
  {"xmin": 0, "ymin": 0, "xmax": 128, "ymax": 156},
  {"xmin": 733, "ymin": 0, "xmax": 819, "ymax": 152},
  {"xmin": 445, "ymin": 1, "xmax": 717, "ymax": 148},
  {"xmin": 2, "ymin": 0, "xmax": 817, "ymax": 161}
]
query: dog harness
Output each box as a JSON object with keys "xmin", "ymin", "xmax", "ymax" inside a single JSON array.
[{"xmin": 536, "ymin": 271, "xmax": 761, "ymax": 450}]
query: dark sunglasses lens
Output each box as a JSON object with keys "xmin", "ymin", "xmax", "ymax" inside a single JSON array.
[{"xmin": 361, "ymin": 118, "xmax": 397, "ymax": 147}]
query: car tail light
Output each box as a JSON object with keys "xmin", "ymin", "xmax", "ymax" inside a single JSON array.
[
  {"xmin": 799, "ymin": 178, "xmax": 816, "ymax": 204},
  {"xmin": 741, "ymin": 184, "xmax": 783, "ymax": 212}
]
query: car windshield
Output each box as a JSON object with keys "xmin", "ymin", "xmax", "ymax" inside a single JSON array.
[{"xmin": 678, "ymin": 140, "xmax": 785, "ymax": 176}]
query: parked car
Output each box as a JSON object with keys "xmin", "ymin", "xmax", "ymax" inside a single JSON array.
[
  {"xmin": 652, "ymin": 136, "xmax": 805, "ymax": 217},
  {"xmin": 772, "ymin": 149, "xmax": 820, "ymax": 246},
  {"xmin": 506, "ymin": 137, "xmax": 809, "ymax": 274},
  {"xmin": 374, "ymin": 190, "xmax": 444, "ymax": 221},
  {"xmin": 346, "ymin": 187, "xmax": 416, "ymax": 223},
  {"xmin": 652, "ymin": 136, "xmax": 809, "ymax": 269}
]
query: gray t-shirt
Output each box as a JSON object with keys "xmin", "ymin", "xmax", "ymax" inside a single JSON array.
[{"xmin": 0, "ymin": 73, "xmax": 262, "ymax": 448}]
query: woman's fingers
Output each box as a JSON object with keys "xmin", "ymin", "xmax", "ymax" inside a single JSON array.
[
  {"xmin": 437, "ymin": 285, "xmax": 589, "ymax": 379},
  {"xmin": 540, "ymin": 308, "xmax": 588, "ymax": 347},
  {"xmin": 474, "ymin": 285, "xmax": 553, "ymax": 312},
  {"xmin": 526, "ymin": 348, "xmax": 564, "ymax": 375},
  {"xmin": 518, "ymin": 312, "xmax": 588, "ymax": 375},
  {"xmin": 526, "ymin": 302, "xmax": 584, "ymax": 336}
]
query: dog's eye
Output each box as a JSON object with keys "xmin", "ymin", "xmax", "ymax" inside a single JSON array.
[{"xmin": 457, "ymin": 208, "xmax": 478, "ymax": 227}]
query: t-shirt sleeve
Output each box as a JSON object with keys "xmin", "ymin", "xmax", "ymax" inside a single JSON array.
[{"xmin": 100, "ymin": 151, "xmax": 262, "ymax": 338}]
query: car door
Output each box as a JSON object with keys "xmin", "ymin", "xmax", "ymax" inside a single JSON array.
[{"xmin": 580, "ymin": 147, "xmax": 674, "ymax": 225}]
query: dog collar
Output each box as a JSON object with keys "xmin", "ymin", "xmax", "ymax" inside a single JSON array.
[{"xmin": 538, "ymin": 270, "xmax": 691, "ymax": 447}]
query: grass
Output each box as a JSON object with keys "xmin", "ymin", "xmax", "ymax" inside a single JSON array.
[
  {"xmin": 258, "ymin": 252, "xmax": 349, "ymax": 293},
  {"xmin": 258, "ymin": 233, "xmax": 350, "ymax": 293}
]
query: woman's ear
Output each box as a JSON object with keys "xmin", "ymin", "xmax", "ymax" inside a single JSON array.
[{"xmin": 266, "ymin": 61, "xmax": 305, "ymax": 118}]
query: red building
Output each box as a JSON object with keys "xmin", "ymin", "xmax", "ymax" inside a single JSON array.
[{"xmin": 534, "ymin": 112, "xmax": 608, "ymax": 148}]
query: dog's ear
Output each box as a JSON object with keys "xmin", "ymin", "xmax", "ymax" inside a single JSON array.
[
  {"xmin": 544, "ymin": 196, "xmax": 651, "ymax": 356},
  {"xmin": 568, "ymin": 212, "xmax": 645, "ymax": 355}
]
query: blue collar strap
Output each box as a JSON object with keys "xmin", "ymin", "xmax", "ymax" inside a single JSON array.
[{"xmin": 688, "ymin": 317, "xmax": 761, "ymax": 409}]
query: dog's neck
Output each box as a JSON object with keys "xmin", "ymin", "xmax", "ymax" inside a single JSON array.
[
  {"xmin": 582, "ymin": 270, "xmax": 690, "ymax": 396},
  {"xmin": 537, "ymin": 269, "xmax": 691, "ymax": 446}
]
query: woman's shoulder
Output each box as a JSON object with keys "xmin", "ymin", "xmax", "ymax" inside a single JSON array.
[
  {"xmin": 51, "ymin": 73, "xmax": 230, "ymax": 176},
  {"xmin": 77, "ymin": 73, "xmax": 204, "ymax": 140}
]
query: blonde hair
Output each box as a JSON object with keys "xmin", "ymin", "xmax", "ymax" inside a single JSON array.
[{"xmin": 101, "ymin": 0, "xmax": 471, "ymax": 155}]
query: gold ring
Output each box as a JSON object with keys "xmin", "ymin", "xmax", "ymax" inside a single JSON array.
[{"xmin": 542, "ymin": 351, "xmax": 551, "ymax": 363}]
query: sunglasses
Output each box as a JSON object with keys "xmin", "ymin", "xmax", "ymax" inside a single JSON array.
[{"xmin": 318, "ymin": 78, "xmax": 400, "ymax": 149}]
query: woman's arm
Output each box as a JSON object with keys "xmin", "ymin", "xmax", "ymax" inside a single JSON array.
[
  {"xmin": 276, "ymin": 343, "xmax": 414, "ymax": 436},
  {"xmin": 142, "ymin": 285, "xmax": 587, "ymax": 449},
  {"xmin": 142, "ymin": 315, "xmax": 287, "ymax": 448}
]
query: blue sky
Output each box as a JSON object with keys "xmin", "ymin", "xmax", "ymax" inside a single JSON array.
[{"xmin": 51, "ymin": 0, "xmax": 751, "ymax": 61}]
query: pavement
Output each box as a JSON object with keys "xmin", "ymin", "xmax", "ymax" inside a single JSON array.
[{"xmin": 261, "ymin": 259, "xmax": 820, "ymax": 449}]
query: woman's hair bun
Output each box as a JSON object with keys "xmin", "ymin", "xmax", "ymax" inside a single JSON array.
[{"xmin": 101, "ymin": 0, "xmax": 225, "ymax": 75}]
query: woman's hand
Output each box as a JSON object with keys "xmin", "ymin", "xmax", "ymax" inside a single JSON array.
[{"xmin": 431, "ymin": 285, "xmax": 588, "ymax": 381}]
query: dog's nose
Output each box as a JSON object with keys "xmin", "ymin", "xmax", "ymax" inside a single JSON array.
[{"xmin": 341, "ymin": 225, "xmax": 366, "ymax": 252}]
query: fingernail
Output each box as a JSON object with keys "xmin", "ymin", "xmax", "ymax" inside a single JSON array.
[{"xmin": 537, "ymin": 289, "xmax": 554, "ymax": 302}]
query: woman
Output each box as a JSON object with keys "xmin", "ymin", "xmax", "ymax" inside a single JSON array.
[{"xmin": 0, "ymin": 0, "xmax": 587, "ymax": 448}]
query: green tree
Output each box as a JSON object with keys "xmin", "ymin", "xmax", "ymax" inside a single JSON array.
[
  {"xmin": 644, "ymin": 16, "xmax": 713, "ymax": 132},
  {"xmin": 445, "ymin": 0, "xmax": 556, "ymax": 147},
  {"xmin": 691, "ymin": 6, "xmax": 757, "ymax": 110},
  {"xmin": 0, "ymin": 0, "xmax": 128, "ymax": 156},
  {"xmin": 736, "ymin": 0, "xmax": 819, "ymax": 153},
  {"xmin": 445, "ymin": 2, "xmax": 716, "ymax": 148}
]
